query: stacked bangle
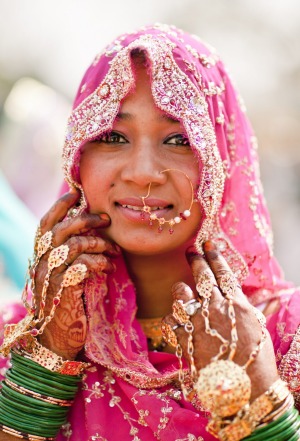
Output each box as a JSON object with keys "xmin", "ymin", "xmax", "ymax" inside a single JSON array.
[
  {"xmin": 207, "ymin": 378, "xmax": 300, "ymax": 441},
  {"xmin": 244, "ymin": 407, "xmax": 300, "ymax": 440},
  {"xmin": 0, "ymin": 350, "xmax": 84, "ymax": 439}
]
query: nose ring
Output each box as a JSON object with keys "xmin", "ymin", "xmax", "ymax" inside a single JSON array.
[{"xmin": 140, "ymin": 168, "xmax": 195, "ymax": 234}]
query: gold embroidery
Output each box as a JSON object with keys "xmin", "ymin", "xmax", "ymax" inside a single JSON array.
[{"xmin": 278, "ymin": 326, "xmax": 300, "ymax": 408}]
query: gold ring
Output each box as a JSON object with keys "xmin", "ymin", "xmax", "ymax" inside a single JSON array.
[
  {"xmin": 219, "ymin": 273, "xmax": 238, "ymax": 299},
  {"xmin": 196, "ymin": 271, "xmax": 215, "ymax": 299},
  {"xmin": 172, "ymin": 299, "xmax": 201, "ymax": 325},
  {"xmin": 161, "ymin": 322, "xmax": 179, "ymax": 347}
]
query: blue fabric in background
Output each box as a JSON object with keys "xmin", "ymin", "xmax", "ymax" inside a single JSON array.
[{"xmin": 0, "ymin": 171, "xmax": 36, "ymax": 291}]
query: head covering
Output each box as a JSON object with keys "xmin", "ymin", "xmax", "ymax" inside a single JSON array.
[{"xmin": 60, "ymin": 20, "xmax": 291, "ymax": 395}]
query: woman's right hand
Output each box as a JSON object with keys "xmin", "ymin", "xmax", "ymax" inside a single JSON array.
[{"xmin": 33, "ymin": 189, "xmax": 120, "ymax": 360}]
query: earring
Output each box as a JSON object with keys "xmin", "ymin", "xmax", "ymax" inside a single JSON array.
[{"xmin": 140, "ymin": 169, "xmax": 195, "ymax": 234}]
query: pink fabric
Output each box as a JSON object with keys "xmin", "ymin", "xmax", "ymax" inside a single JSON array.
[{"xmin": 1, "ymin": 24, "xmax": 299, "ymax": 440}]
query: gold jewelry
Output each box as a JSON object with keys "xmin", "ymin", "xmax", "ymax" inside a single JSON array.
[
  {"xmin": 26, "ymin": 231, "xmax": 54, "ymax": 313},
  {"xmin": 209, "ymin": 378, "xmax": 292, "ymax": 441},
  {"xmin": 219, "ymin": 272, "xmax": 239, "ymax": 300},
  {"xmin": 196, "ymin": 271, "xmax": 215, "ymax": 299},
  {"xmin": 0, "ymin": 313, "xmax": 36, "ymax": 357},
  {"xmin": 161, "ymin": 322, "xmax": 179, "ymax": 347},
  {"xmin": 137, "ymin": 316, "xmax": 164, "ymax": 350},
  {"xmin": 0, "ymin": 256, "xmax": 86, "ymax": 357},
  {"xmin": 194, "ymin": 359, "xmax": 251, "ymax": 418},
  {"xmin": 13, "ymin": 342, "xmax": 90, "ymax": 376},
  {"xmin": 243, "ymin": 306, "xmax": 267, "ymax": 369},
  {"xmin": 38, "ymin": 245, "xmax": 69, "ymax": 322},
  {"xmin": 172, "ymin": 299, "xmax": 201, "ymax": 325},
  {"xmin": 33, "ymin": 225, "xmax": 42, "ymax": 255},
  {"xmin": 140, "ymin": 168, "xmax": 195, "ymax": 234},
  {"xmin": 184, "ymin": 320, "xmax": 197, "ymax": 381},
  {"xmin": 199, "ymin": 287, "xmax": 230, "ymax": 360},
  {"xmin": 36, "ymin": 263, "xmax": 88, "ymax": 335}
]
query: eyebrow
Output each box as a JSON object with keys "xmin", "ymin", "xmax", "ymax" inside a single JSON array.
[{"xmin": 116, "ymin": 112, "xmax": 180, "ymax": 124}]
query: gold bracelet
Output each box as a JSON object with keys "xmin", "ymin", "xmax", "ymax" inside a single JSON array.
[
  {"xmin": 209, "ymin": 379, "xmax": 291, "ymax": 441},
  {"xmin": 14, "ymin": 337, "xmax": 90, "ymax": 376}
]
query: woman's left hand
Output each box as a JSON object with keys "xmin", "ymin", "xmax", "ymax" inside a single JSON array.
[{"xmin": 162, "ymin": 240, "xmax": 279, "ymax": 401}]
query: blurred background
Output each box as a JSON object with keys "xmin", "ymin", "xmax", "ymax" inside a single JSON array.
[{"xmin": 0, "ymin": 0, "xmax": 299, "ymax": 297}]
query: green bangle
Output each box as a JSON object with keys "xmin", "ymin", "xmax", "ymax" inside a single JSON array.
[
  {"xmin": 0, "ymin": 399, "xmax": 67, "ymax": 434},
  {"xmin": 0, "ymin": 350, "xmax": 82, "ymax": 440},
  {"xmin": 3, "ymin": 380, "xmax": 71, "ymax": 409},
  {"xmin": 0, "ymin": 405, "xmax": 60, "ymax": 437},
  {"xmin": 0, "ymin": 414, "xmax": 58, "ymax": 438},
  {"xmin": 1, "ymin": 384, "xmax": 67, "ymax": 416},
  {"xmin": 10, "ymin": 366, "xmax": 80, "ymax": 392},
  {"xmin": 277, "ymin": 416, "xmax": 300, "ymax": 441},
  {"xmin": 0, "ymin": 396, "xmax": 66, "ymax": 424},
  {"xmin": 244, "ymin": 408, "xmax": 300, "ymax": 441},
  {"xmin": 7, "ymin": 370, "xmax": 77, "ymax": 399},
  {"xmin": 289, "ymin": 429, "xmax": 300, "ymax": 441},
  {"xmin": 11, "ymin": 352, "xmax": 82, "ymax": 385}
]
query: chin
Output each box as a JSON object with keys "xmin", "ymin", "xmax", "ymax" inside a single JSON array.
[{"xmin": 109, "ymin": 227, "xmax": 195, "ymax": 256}]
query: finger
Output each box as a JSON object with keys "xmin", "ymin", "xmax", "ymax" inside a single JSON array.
[
  {"xmin": 203, "ymin": 241, "xmax": 232, "ymax": 277},
  {"xmin": 63, "ymin": 236, "xmax": 121, "ymax": 265},
  {"xmin": 51, "ymin": 213, "xmax": 111, "ymax": 247},
  {"xmin": 40, "ymin": 190, "xmax": 80, "ymax": 234},
  {"xmin": 186, "ymin": 248, "xmax": 223, "ymax": 303},
  {"xmin": 203, "ymin": 241, "xmax": 243, "ymax": 299},
  {"xmin": 72, "ymin": 253, "xmax": 116, "ymax": 274},
  {"xmin": 161, "ymin": 314, "xmax": 183, "ymax": 347},
  {"xmin": 171, "ymin": 281, "xmax": 195, "ymax": 302}
]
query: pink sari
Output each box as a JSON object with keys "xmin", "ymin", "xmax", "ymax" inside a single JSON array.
[{"xmin": 1, "ymin": 24, "xmax": 299, "ymax": 440}]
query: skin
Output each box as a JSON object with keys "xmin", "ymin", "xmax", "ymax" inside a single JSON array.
[{"xmin": 0, "ymin": 61, "xmax": 279, "ymax": 441}]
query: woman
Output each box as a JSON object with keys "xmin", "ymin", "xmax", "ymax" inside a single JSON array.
[{"xmin": 0, "ymin": 24, "xmax": 299, "ymax": 441}]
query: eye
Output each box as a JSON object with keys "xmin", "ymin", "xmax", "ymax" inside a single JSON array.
[
  {"xmin": 164, "ymin": 134, "xmax": 190, "ymax": 147},
  {"xmin": 93, "ymin": 131, "xmax": 127, "ymax": 144}
]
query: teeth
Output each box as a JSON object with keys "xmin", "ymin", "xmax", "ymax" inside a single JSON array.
[{"xmin": 121, "ymin": 204, "xmax": 163, "ymax": 211}]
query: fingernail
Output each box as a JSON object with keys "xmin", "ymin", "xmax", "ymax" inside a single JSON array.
[
  {"xmin": 203, "ymin": 240, "xmax": 218, "ymax": 252},
  {"xmin": 69, "ymin": 186, "xmax": 78, "ymax": 194},
  {"xmin": 99, "ymin": 213, "xmax": 110, "ymax": 221},
  {"xmin": 186, "ymin": 246, "xmax": 198, "ymax": 256},
  {"xmin": 186, "ymin": 246, "xmax": 204, "ymax": 263}
]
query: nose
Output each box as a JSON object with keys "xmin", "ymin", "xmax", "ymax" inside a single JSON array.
[{"xmin": 120, "ymin": 142, "xmax": 166, "ymax": 188}]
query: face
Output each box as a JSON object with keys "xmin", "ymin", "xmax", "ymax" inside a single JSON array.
[{"xmin": 80, "ymin": 61, "xmax": 202, "ymax": 256}]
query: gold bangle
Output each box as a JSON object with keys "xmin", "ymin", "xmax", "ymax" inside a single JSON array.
[
  {"xmin": 210, "ymin": 379, "xmax": 292, "ymax": 441},
  {"xmin": 14, "ymin": 338, "xmax": 90, "ymax": 376}
]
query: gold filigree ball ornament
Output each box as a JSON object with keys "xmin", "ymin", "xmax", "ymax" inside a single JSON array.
[{"xmin": 194, "ymin": 360, "xmax": 251, "ymax": 417}]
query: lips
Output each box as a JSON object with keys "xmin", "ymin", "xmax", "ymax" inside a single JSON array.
[
  {"xmin": 115, "ymin": 197, "xmax": 173, "ymax": 222},
  {"xmin": 119, "ymin": 203, "xmax": 165, "ymax": 212}
]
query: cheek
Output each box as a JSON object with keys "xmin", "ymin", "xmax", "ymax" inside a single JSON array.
[{"xmin": 80, "ymin": 154, "xmax": 111, "ymax": 207}]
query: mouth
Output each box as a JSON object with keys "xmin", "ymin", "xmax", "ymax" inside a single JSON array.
[
  {"xmin": 114, "ymin": 198, "xmax": 174, "ymax": 222},
  {"xmin": 117, "ymin": 203, "xmax": 172, "ymax": 212}
]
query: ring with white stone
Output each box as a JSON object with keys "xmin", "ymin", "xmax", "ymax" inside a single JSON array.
[{"xmin": 172, "ymin": 299, "xmax": 201, "ymax": 325}]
